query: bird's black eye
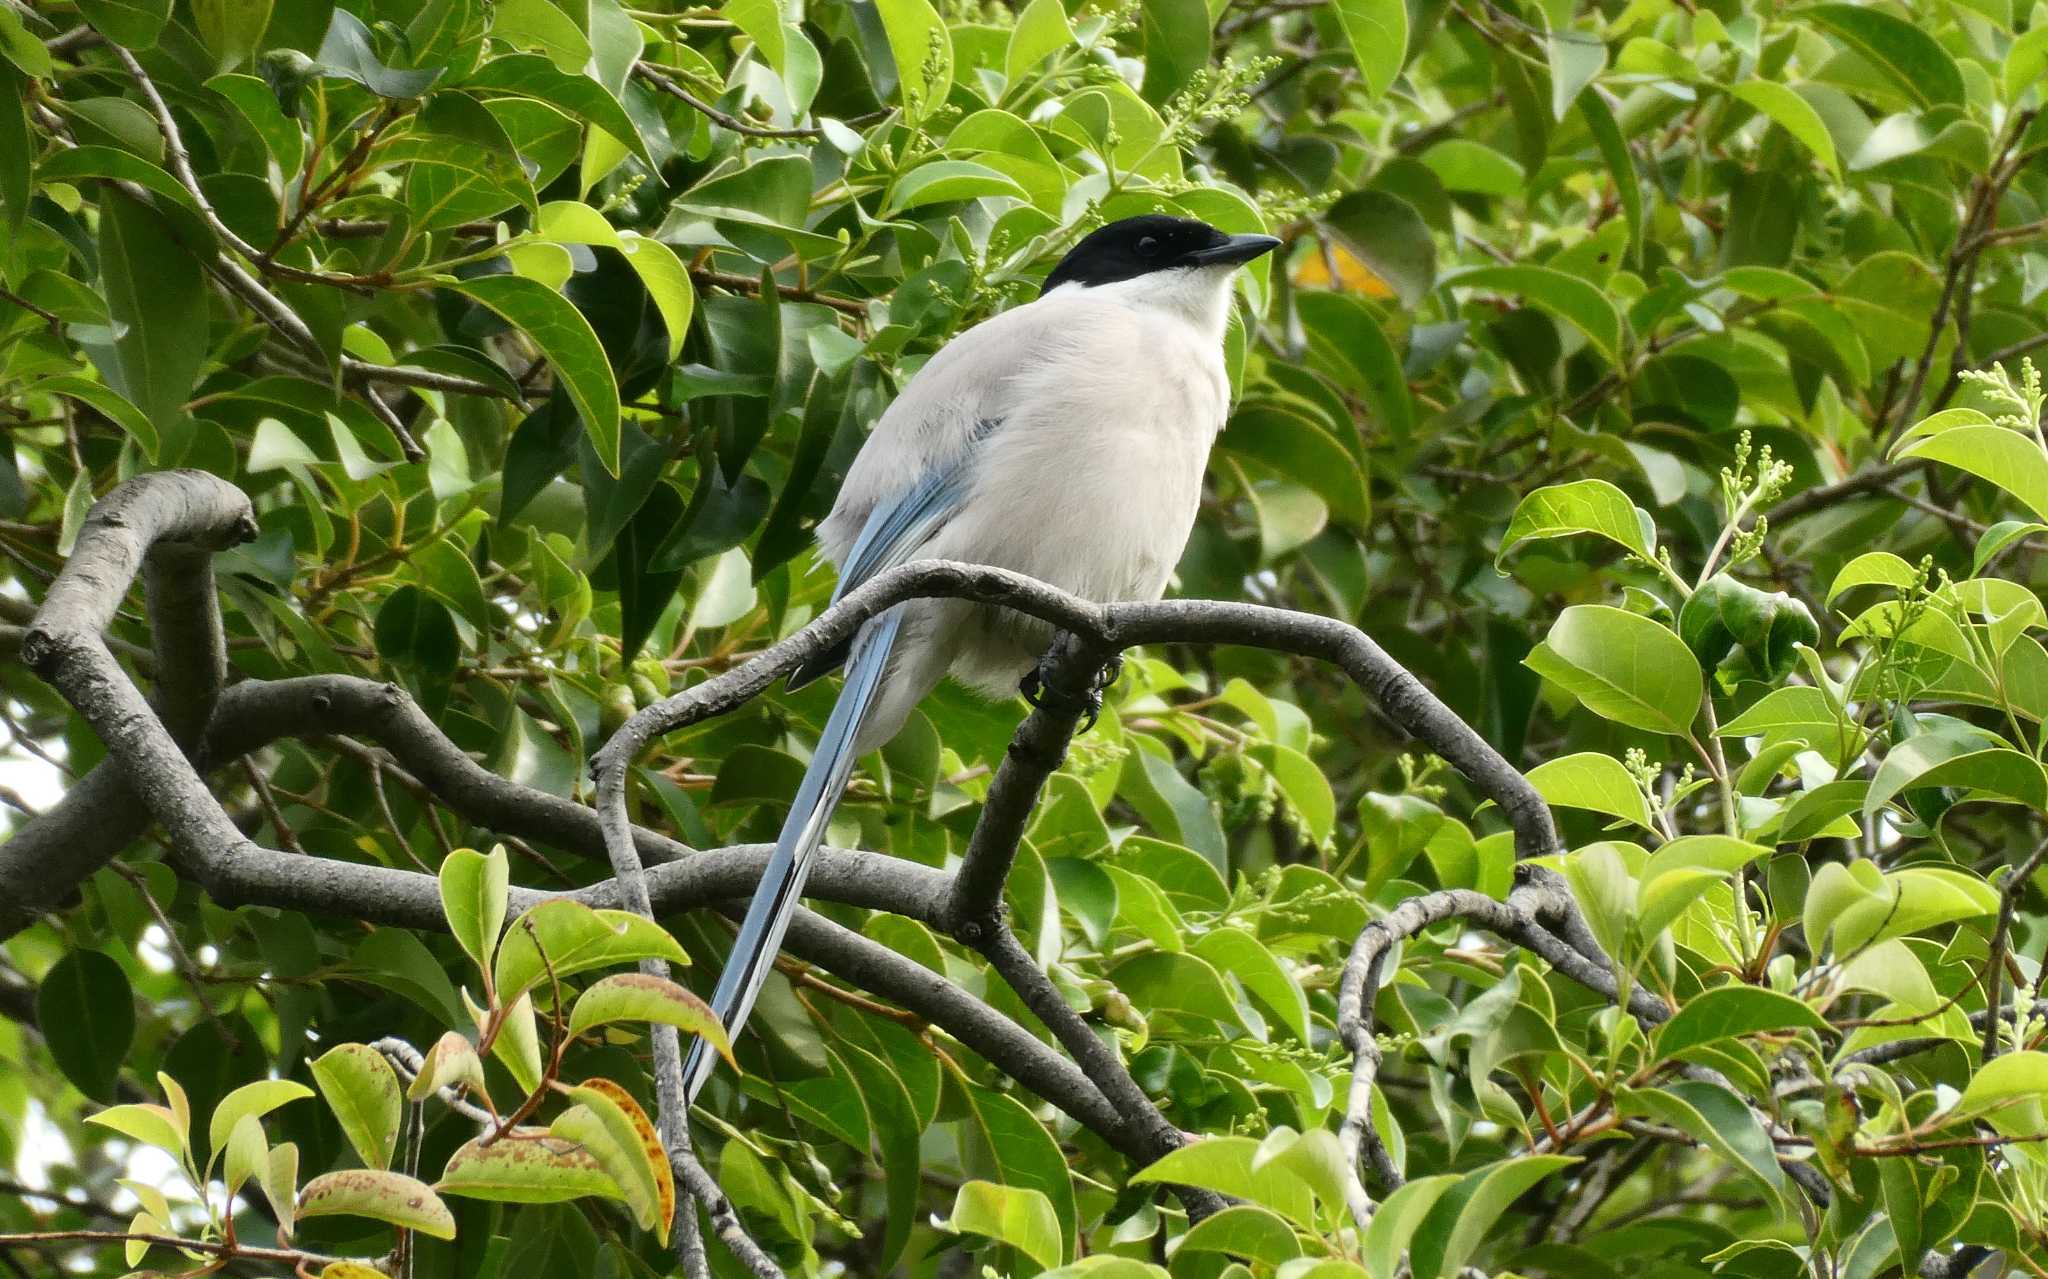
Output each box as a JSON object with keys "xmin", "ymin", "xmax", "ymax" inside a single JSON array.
[{"xmin": 1136, "ymin": 235, "xmax": 1159, "ymax": 256}]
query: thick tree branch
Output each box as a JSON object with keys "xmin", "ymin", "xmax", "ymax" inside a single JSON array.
[
  {"xmin": 942, "ymin": 633, "xmax": 1118, "ymax": 935},
  {"xmin": 596, "ymin": 560, "xmax": 1556, "ymax": 861},
  {"xmin": 0, "ymin": 671, "xmax": 951, "ymax": 938}
]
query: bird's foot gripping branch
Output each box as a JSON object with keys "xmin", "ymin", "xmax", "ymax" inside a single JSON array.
[{"xmin": 15, "ymin": 468, "xmax": 1974, "ymax": 1279}]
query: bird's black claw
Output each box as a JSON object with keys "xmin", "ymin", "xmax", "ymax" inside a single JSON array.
[{"xmin": 1021, "ymin": 652, "xmax": 1119, "ymax": 731}]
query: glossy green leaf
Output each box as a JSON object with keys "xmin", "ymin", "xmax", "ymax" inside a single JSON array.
[
  {"xmin": 1449, "ymin": 264, "xmax": 1622, "ymax": 361},
  {"xmin": 311, "ymin": 1043, "xmax": 403, "ymax": 1172},
  {"xmin": 1727, "ymin": 80, "xmax": 1838, "ymax": 176},
  {"xmin": 37, "ymin": 950, "xmax": 133, "ymax": 1103},
  {"xmin": 439, "ymin": 845, "xmax": 509, "ymax": 977},
  {"xmin": 1497, "ymin": 479, "xmax": 1656, "ymax": 568},
  {"xmin": 1525, "ymin": 605, "xmax": 1702, "ymax": 737},
  {"xmin": 1527, "ymin": 752, "xmax": 1654, "ymax": 830},
  {"xmin": 207, "ymin": 1080, "xmax": 313, "ymax": 1160},
  {"xmin": 1798, "ymin": 4, "xmax": 1964, "ymax": 108},
  {"xmin": 1655, "ymin": 986, "xmax": 1830, "ymax": 1062},
  {"xmin": 447, "ymin": 274, "xmax": 621, "ymax": 475},
  {"xmin": 1332, "ymin": 0, "xmax": 1409, "ymax": 101},
  {"xmin": 493, "ymin": 899, "xmax": 692, "ymax": 1006},
  {"xmin": 949, "ymin": 1180, "xmax": 1063, "ymax": 1270}
]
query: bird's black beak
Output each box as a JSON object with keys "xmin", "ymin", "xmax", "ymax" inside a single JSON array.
[{"xmin": 1184, "ymin": 233, "xmax": 1283, "ymax": 267}]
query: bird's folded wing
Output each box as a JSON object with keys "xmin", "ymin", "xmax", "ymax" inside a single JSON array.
[{"xmin": 787, "ymin": 417, "xmax": 1001, "ymax": 688}]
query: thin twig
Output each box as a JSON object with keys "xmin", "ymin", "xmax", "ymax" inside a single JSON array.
[{"xmin": 634, "ymin": 61, "xmax": 824, "ymax": 139}]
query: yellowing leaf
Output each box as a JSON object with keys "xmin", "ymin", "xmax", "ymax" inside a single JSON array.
[{"xmin": 297, "ymin": 1169, "xmax": 457, "ymax": 1239}]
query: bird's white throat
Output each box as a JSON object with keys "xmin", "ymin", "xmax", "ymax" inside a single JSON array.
[{"xmin": 1048, "ymin": 263, "xmax": 1244, "ymax": 344}]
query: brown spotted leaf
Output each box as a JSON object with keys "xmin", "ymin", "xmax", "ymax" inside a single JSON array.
[
  {"xmin": 296, "ymin": 1169, "xmax": 456, "ymax": 1239},
  {"xmin": 437, "ymin": 1127, "xmax": 625, "ymax": 1204},
  {"xmin": 552, "ymin": 1078, "xmax": 674, "ymax": 1243},
  {"xmin": 566, "ymin": 973, "xmax": 735, "ymax": 1068}
]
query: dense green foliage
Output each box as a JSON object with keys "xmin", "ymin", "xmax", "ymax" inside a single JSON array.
[{"xmin": 11, "ymin": 0, "xmax": 2048, "ymax": 1276}]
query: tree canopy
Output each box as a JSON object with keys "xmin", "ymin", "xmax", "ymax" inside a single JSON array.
[{"xmin": 7, "ymin": 0, "xmax": 2048, "ymax": 1277}]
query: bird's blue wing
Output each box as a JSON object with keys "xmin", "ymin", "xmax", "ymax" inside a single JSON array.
[
  {"xmin": 787, "ymin": 417, "xmax": 1000, "ymax": 689},
  {"xmin": 681, "ymin": 419, "xmax": 1003, "ymax": 1103}
]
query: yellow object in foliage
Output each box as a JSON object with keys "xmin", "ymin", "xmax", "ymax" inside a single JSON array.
[{"xmin": 1294, "ymin": 242, "xmax": 1395, "ymax": 297}]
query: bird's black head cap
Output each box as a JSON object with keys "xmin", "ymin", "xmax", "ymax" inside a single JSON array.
[{"xmin": 1040, "ymin": 214, "xmax": 1281, "ymax": 296}]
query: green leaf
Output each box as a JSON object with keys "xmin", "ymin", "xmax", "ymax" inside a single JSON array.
[
  {"xmin": 1193, "ymin": 927, "xmax": 1311, "ymax": 1044},
  {"xmin": 1108, "ymin": 952, "xmax": 1241, "ymax": 1030},
  {"xmin": 887, "ymin": 159, "xmax": 1030, "ymax": 212},
  {"xmin": 1679, "ymin": 576, "xmax": 1818, "ymax": 679},
  {"xmin": 1524, "ymin": 605, "xmax": 1702, "ymax": 737},
  {"xmin": 493, "ymin": 899, "xmax": 691, "ymax": 1006},
  {"xmin": 0, "ymin": 7, "xmax": 53, "ymax": 76},
  {"xmin": 1321, "ymin": 188, "xmax": 1437, "ymax": 309},
  {"xmin": 207, "ymin": 1080, "xmax": 313, "ymax": 1161},
  {"xmin": 1654, "ymin": 986, "xmax": 1830, "ymax": 1062},
  {"xmin": 1332, "ymin": 0, "xmax": 1410, "ymax": 101},
  {"xmin": 351, "ymin": 928, "xmax": 466, "ymax": 1028},
  {"xmin": 1407, "ymin": 1155, "xmax": 1579, "ymax": 1279},
  {"xmin": 536, "ymin": 201, "xmax": 696, "ymax": 361},
  {"xmin": 316, "ymin": 8, "xmax": 442, "ymax": 97},
  {"xmin": 223, "ymin": 1113, "xmax": 267, "ymax": 1199},
  {"xmin": 1449, "ymin": 265, "xmax": 1622, "ymax": 362},
  {"xmin": 1006, "ymin": 0, "xmax": 1072, "ymax": 81},
  {"xmin": 1576, "ymin": 88, "xmax": 1640, "ymax": 265},
  {"xmin": 1953, "ymin": 1050, "xmax": 2048, "ymax": 1135},
  {"xmin": 297, "ymin": 1169, "xmax": 457, "ymax": 1239},
  {"xmin": 1138, "ymin": 0, "xmax": 1211, "ymax": 106},
  {"xmin": 875, "ymin": 0, "xmax": 953, "ymax": 119},
  {"xmin": 78, "ymin": 0, "xmax": 172, "ymax": 49},
  {"xmin": 261, "ymin": 1142, "xmax": 299, "ymax": 1234},
  {"xmin": 192, "ymin": 0, "xmax": 272, "ymax": 69},
  {"xmin": 566, "ymin": 972, "xmax": 735, "ymax": 1068},
  {"xmin": 1866, "ymin": 739, "xmax": 2048, "ymax": 825},
  {"xmin": 1797, "ymin": 4, "xmax": 1964, "ymax": 108},
  {"xmin": 1718, "ymin": 686, "xmax": 1837, "ymax": 737},
  {"xmin": 949, "ymin": 1180, "xmax": 1064, "ymax": 1271},
  {"xmin": 1295, "ymin": 291, "xmax": 1414, "ymax": 442},
  {"xmin": 376, "ymin": 584, "xmax": 460, "ymax": 676},
  {"xmin": 1726, "ymin": 80, "xmax": 1839, "ymax": 177},
  {"xmin": 464, "ymin": 54, "xmax": 650, "ymax": 163},
  {"xmin": 1496, "ymin": 478, "xmax": 1656, "ymax": 568},
  {"xmin": 86, "ymin": 1103, "xmax": 186, "ymax": 1156},
  {"xmin": 1547, "ymin": 29, "xmax": 1606, "ymax": 121},
  {"xmin": 1616, "ymin": 1081, "xmax": 1785, "ymax": 1209},
  {"xmin": 1422, "ymin": 139, "xmax": 1524, "ymax": 196},
  {"xmin": 92, "ymin": 188, "xmax": 207, "ymax": 429},
  {"xmin": 437, "ymin": 1130, "xmax": 625, "ymax": 1203},
  {"xmin": 439, "ymin": 845, "xmax": 510, "ymax": 978},
  {"xmin": 447, "ymin": 274, "xmax": 621, "ymax": 475},
  {"xmin": 37, "ymin": 950, "xmax": 133, "ymax": 1103},
  {"xmin": 1526, "ymin": 752, "xmax": 1654, "ymax": 830},
  {"xmin": 0, "ymin": 60, "xmax": 28, "ymax": 240},
  {"xmin": 1827, "ymin": 551, "xmax": 1919, "ymax": 602},
  {"xmin": 1363, "ymin": 1175, "xmax": 1462, "ymax": 1279},
  {"xmin": 1895, "ymin": 425, "xmax": 2048, "ymax": 525},
  {"xmin": 1563, "ymin": 842, "xmax": 1637, "ymax": 965},
  {"xmin": 1177, "ymin": 1204, "xmax": 1304, "ymax": 1265},
  {"xmin": 311, "ymin": 1043, "xmax": 403, "ymax": 1172},
  {"xmin": 1132, "ymin": 1137, "xmax": 1317, "ymax": 1229}
]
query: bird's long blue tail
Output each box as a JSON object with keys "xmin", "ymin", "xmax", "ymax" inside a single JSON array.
[{"xmin": 681, "ymin": 608, "xmax": 905, "ymax": 1103}]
